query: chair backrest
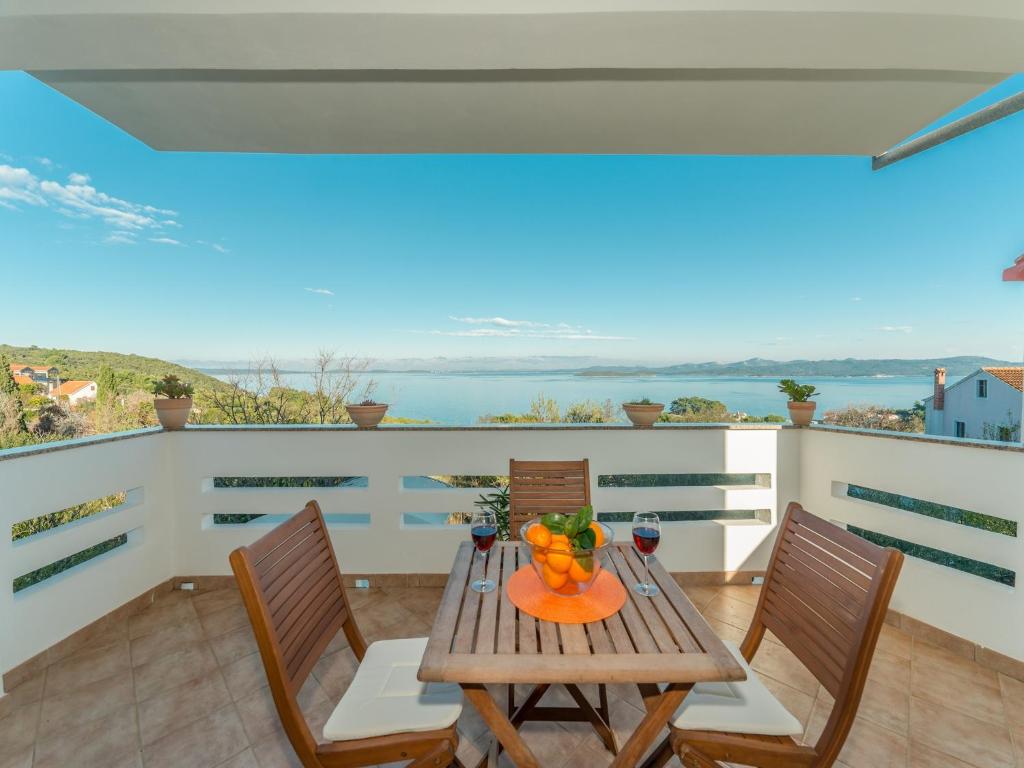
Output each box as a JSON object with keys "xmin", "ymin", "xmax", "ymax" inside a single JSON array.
[
  {"xmin": 508, "ymin": 459, "xmax": 591, "ymax": 539},
  {"xmin": 230, "ymin": 501, "xmax": 367, "ymax": 765},
  {"xmin": 742, "ymin": 502, "xmax": 903, "ymax": 767}
]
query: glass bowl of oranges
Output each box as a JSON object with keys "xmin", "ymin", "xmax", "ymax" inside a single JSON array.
[{"xmin": 521, "ymin": 506, "xmax": 614, "ymax": 596}]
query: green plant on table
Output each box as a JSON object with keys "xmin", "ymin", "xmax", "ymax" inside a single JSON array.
[{"xmin": 474, "ymin": 485, "xmax": 510, "ymax": 541}]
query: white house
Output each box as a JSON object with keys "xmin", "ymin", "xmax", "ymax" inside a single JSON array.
[
  {"xmin": 49, "ymin": 380, "xmax": 98, "ymax": 406},
  {"xmin": 9, "ymin": 363, "xmax": 59, "ymax": 386},
  {"xmin": 925, "ymin": 367, "xmax": 1023, "ymax": 442}
]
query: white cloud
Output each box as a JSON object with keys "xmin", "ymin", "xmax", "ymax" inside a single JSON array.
[
  {"xmin": 211, "ymin": 243, "xmax": 229, "ymax": 254},
  {"xmin": 105, "ymin": 232, "xmax": 136, "ymax": 245},
  {"xmin": 149, "ymin": 237, "xmax": 182, "ymax": 245},
  {"xmin": 850, "ymin": 296, "xmax": 862, "ymax": 302},
  {"xmin": 304, "ymin": 287, "xmax": 335, "ymax": 296},
  {"xmin": 0, "ymin": 162, "xmax": 182, "ymax": 244},
  {"xmin": 36, "ymin": 157, "xmax": 54, "ymax": 168},
  {"xmin": 418, "ymin": 315, "xmax": 631, "ymax": 341},
  {"xmin": 876, "ymin": 325, "xmax": 913, "ymax": 333}
]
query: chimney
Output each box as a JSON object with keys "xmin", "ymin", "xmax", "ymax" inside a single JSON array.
[{"xmin": 933, "ymin": 368, "xmax": 946, "ymax": 411}]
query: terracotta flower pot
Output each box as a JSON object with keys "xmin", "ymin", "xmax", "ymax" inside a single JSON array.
[
  {"xmin": 346, "ymin": 404, "xmax": 389, "ymax": 429},
  {"xmin": 787, "ymin": 401, "xmax": 816, "ymax": 427},
  {"xmin": 622, "ymin": 403, "xmax": 665, "ymax": 428},
  {"xmin": 154, "ymin": 397, "xmax": 193, "ymax": 430}
]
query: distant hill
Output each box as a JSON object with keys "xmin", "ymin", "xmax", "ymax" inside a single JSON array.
[
  {"xmin": 577, "ymin": 357, "xmax": 1015, "ymax": 378},
  {"xmin": 0, "ymin": 344, "xmax": 228, "ymax": 392}
]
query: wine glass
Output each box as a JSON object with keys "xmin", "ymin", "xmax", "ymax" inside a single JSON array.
[
  {"xmin": 470, "ymin": 510, "xmax": 497, "ymax": 593},
  {"xmin": 632, "ymin": 512, "xmax": 661, "ymax": 597}
]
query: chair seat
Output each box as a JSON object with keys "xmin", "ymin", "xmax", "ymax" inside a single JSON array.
[
  {"xmin": 322, "ymin": 637, "xmax": 463, "ymax": 741},
  {"xmin": 671, "ymin": 641, "xmax": 803, "ymax": 737}
]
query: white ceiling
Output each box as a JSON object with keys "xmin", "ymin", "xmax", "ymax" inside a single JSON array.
[{"xmin": 1, "ymin": 1, "xmax": 1022, "ymax": 155}]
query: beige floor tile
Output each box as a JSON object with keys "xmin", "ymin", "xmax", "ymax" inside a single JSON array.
[
  {"xmin": 0, "ymin": 699, "xmax": 41, "ymax": 754},
  {"xmin": 682, "ymin": 585, "xmax": 720, "ymax": 611},
  {"xmin": 0, "ymin": 746, "xmax": 33, "ymax": 768},
  {"xmin": 0, "ymin": 670, "xmax": 45, "ymax": 718},
  {"xmin": 236, "ymin": 676, "xmax": 328, "ymax": 744},
  {"xmin": 33, "ymin": 703, "xmax": 139, "ymax": 768},
  {"xmin": 869, "ymin": 647, "xmax": 912, "ymax": 689},
  {"xmin": 909, "ymin": 696, "xmax": 1015, "ymax": 768},
  {"xmin": 912, "ymin": 656, "xmax": 1005, "ymax": 725},
  {"xmin": 750, "ymin": 638, "xmax": 819, "ymax": 697},
  {"xmin": 717, "ymin": 584, "xmax": 761, "ymax": 607},
  {"xmin": 133, "ymin": 639, "xmax": 220, "ymax": 702},
  {"xmin": 999, "ymin": 673, "xmax": 1024, "ymax": 728},
  {"xmin": 703, "ymin": 593, "xmax": 756, "ymax": 631},
  {"xmin": 909, "ymin": 741, "xmax": 980, "ymax": 768},
  {"xmin": 129, "ymin": 616, "xmax": 206, "ymax": 667},
  {"xmin": 210, "ymin": 624, "xmax": 259, "ymax": 667},
  {"xmin": 39, "ymin": 670, "xmax": 134, "ymax": 732},
  {"xmin": 251, "ymin": 726, "xmax": 304, "ymax": 768},
  {"xmin": 45, "ymin": 619, "xmax": 128, "ymax": 667},
  {"xmin": 877, "ymin": 624, "xmax": 913, "ymax": 660},
  {"xmin": 143, "ymin": 703, "xmax": 250, "ymax": 768},
  {"xmin": 223, "ymin": 651, "xmax": 272, "ymax": 701},
  {"xmin": 42, "ymin": 637, "xmax": 130, "ymax": 696},
  {"xmin": 311, "ymin": 647, "xmax": 359, "ymax": 702},
  {"xmin": 806, "ymin": 699, "xmax": 907, "ymax": 767},
  {"xmin": 127, "ymin": 598, "xmax": 197, "ymax": 640},
  {"xmin": 496, "ymin": 720, "xmax": 586, "ymax": 768},
  {"xmin": 200, "ymin": 602, "xmax": 253, "ymax": 640},
  {"xmin": 191, "ymin": 587, "xmax": 244, "ymax": 617},
  {"xmin": 215, "ymin": 748, "xmax": 260, "ymax": 768},
  {"xmin": 914, "ymin": 640, "xmax": 1000, "ymax": 689},
  {"xmin": 138, "ymin": 671, "xmax": 233, "ymax": 745},
  {"xmin": 702, "ymin": 616, "xmax": 747, "ymax": 645}
]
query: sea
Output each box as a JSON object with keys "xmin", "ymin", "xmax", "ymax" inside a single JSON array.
[{"xmin": 216, "ymin": 371, "xmax": 936, "ymax": 425}]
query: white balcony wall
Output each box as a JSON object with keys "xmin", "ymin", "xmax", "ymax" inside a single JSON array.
[
  {"xmin": 800, "ymin": 427, "xmax": 1024, "ymax": 661},
  {"xmin": 0, "ymin": 430, "xmax": 174, "ymax": 685},
  {"xmin": 5, "ymin": 423, "xmax": 1022, "ymax": 689},
  {"xmin": 172, "ymin": 426, "xmax": 791, "ymax": 576}
]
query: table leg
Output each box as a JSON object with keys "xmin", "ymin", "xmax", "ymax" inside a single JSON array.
[
  {"xmin": 608, "ymin": 683, "xmax": 691, "ymax": 768},
  {"xmin": 461, "ymin": 684, "xmax": 541, "ymax": 768}
]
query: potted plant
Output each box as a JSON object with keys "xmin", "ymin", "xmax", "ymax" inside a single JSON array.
[
  {"xmin": 345, "ymin": 399, "xmax": 389, "ymax": 429},
  {"xmin": 622, "ymin": 397, "xmax": 665, "ymax": 428},
  {"xmin": 778, "ymin": 379, "xmax": 819, "ymax": 426},
  {"xmin": 152, "ymin": 374, "xmax": 194, "ymax": 430}
]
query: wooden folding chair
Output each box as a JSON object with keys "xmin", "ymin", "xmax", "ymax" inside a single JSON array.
[
  {"xmin": 504, "ymin": 459, "xmax": 617, "ymax": 754},
  {"xmin": 230, "ymin": 501, "xmax": 465, "ymax": 768},
  {"xmin": 642, "ymin": 501, "xmax": 904, "ymax": 768}
]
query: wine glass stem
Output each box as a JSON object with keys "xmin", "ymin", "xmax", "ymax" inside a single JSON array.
[{"xmin": 643, "ymin": 554, "xmax": 650, "ymax": 591}]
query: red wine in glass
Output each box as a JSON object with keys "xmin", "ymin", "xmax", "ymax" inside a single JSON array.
[
  {"xmin": 472, "ymin": 525, "xmax": 497, "ymax": 553},
  {"xmin": 632, "ymin": 512, "xmax": 661, "ymax": 597},
  {"xmin": 469, "ymin": 510, "xmax": 497, "ymax": 593},
  {"xmin": 632, "ymin": 527, "xmax": 660, "ymax": 555}
]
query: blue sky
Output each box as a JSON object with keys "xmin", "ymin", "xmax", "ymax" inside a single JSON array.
[{"xmin": 1, "ymin": 71, "xmax": 1023, "ymax": 365}]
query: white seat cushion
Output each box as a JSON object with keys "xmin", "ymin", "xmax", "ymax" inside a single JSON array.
[
  {"xmin": 322, "ymin": 637, "xmax": 463, "ymax": 741},
  {"xmin": 671, "ymin": 641, "xmax": 804, "ymax": 736}
]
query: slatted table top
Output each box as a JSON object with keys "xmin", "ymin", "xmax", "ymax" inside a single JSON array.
[{"xmin": 419, "ymin": 541, "xmax": 746, "ymax": 685}]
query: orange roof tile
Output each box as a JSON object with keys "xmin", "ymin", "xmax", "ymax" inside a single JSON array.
[
  {"xmin": 982, "ymin": 367, "xmax": 1024, "ymax": 393},
  {"xmin": 12, "ymin": 375, "xmax": 35, "ymax": 386},
  {"xmin": 51, "ymin": 380, "xmax": 96, "ymax": 398},
  {"xmin": 9, "ymin": 363, "xmax": 54, "ymax": 374}
]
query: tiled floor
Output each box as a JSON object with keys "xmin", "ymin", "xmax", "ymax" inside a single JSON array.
[{"xmin": 1, "ymin": 582, "xmax": 1023, "ymax": 768}]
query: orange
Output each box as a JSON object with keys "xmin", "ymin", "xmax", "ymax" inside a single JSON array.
[
  {"xmin": 568, "ymin": 557, "xmax": 594, "ymax": 583},
  {"xmin": 588, "ymin": 522, "xmax": 605, "ymax": 547},
  {"xmin": 532, "ymin": 545, "xmax": 547, "ymax": 564},
  {"xmin": 542, "ymin": 563, "xmax": 568, "ymax": 590},
  {"xmin": 525, "ymin": 524, "xmax": 552, "ymax": 548},
  {"xmin": 545, "ymin": 541, "xmax": 573, "ymax": 574},
  {"xmin": 550, "ymin": 533, "xmax": 570, "ymax": 548}
]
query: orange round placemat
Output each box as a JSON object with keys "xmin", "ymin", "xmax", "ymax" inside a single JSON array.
[{"xmin": 507, "ymin": 565, "xmax": 627, "ymax": 623}]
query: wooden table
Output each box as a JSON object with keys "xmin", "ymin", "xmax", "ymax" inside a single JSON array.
[{"xmin": 419, "ymin": 541, "xmax": 746, "ymax": 768}]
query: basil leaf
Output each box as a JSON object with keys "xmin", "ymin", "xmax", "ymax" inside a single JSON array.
[
  {"xmin": 575, "ymin": 527, "xmax": 597, "ymax": 551},
  {"xmin": 564, "ymin": 515, "xmax": 579, "ymax": 539},
  {"xmin": 576, "ymin": 505, "xmax": 593, "ymax": 531},
  {"xmin": 541, "ymin": 513, "xmax": 566, "ymax": 534}
]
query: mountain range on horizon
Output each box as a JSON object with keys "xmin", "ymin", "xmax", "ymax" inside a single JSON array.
[{"xmin": 182, "ymin": 355, "xmax": 1017, "ymax": 377}]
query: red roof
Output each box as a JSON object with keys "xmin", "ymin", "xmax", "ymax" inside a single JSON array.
[
  {"xmin": 983, "ymin": 367, "xmax": 1024, "ymax": 393},
  {"xmin": 51, "ymin": 380, "xmax": 96, "ymax": 398},
  {"xmin": 12, "ymin": 375, "xmax": 34, "ymax": 386},
  {"xmin": 9, "ymin": 363, "xmax": 54, "ymax": 374}
]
